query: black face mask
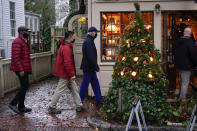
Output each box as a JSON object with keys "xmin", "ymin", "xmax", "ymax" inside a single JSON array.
[
  {"xmin": 71, "ymin": 39, "xmax": 75, "ymax": 43},
  {"xmin": 23, "ymin": 33, "xmax": 29, "ymax": 39},
  {"xmin": 93, "ymin": 33, "xmax": 97, "ymax": 39}
]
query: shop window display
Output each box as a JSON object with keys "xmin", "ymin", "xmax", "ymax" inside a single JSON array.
[{"xmin": 101, "ymin": 12, "xmax": 153, "ymax": 61}]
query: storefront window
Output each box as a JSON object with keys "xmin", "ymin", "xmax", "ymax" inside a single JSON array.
[{"xmin": 101, "ymin": 12, "xmax": 153, "ymax": 61}]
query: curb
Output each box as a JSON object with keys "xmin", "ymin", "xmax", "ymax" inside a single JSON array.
[{"xmin": 87, "ymin": 117, "xmax": 197, "ymax": 131}]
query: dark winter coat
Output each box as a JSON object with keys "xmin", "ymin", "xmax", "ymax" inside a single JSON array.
[
  {"xmin": 53, "ymin": 38, "xmax": 76, "ymax": 78},
  {"xmin": 80, "ymin": 35, "xmax": 99, "ymax": 72},
  {"xmin": 174, "ymin": 36, "xmax": 197, "ymax": 70},
  {"xmin": 10, "ymin": 36, "xmax": 32, "ymax": 72}
]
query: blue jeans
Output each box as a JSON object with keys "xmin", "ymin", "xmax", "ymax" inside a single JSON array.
[{"xmin": 79, "ymin": 72, "xmax": 102, "ymax": 103}]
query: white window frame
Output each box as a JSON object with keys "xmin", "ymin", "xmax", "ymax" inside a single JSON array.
[
  {"xmin": 34, "ymin": 18, "xmax": 37, "ymax": 32},
  {"xmin": 30, "ymin": 18, "xmax": 33, "ymax": 31},
  {"xmin": 10, "ymin": 1, "xmax": 16, "ymax": 37},
  {"xmin": 25, "ymin": 16, "xmax": 29, "ymax": 28},
  {"xmin": 0, "ymin": 13, "xmax": 2, "ymax": 39}
]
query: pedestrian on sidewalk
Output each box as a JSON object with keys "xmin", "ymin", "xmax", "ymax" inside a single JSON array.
[
  {"xmin": 48, "ymin": 31, "xmax": 84, "ymax": 114},
  {"xmin": 174, "ymin": 27, "xmax": 197, "ymax": 100},
  {"xmin": 9, "ymin": 26, "xmax": 32, "ymax": 114},
  {"xmin": 79, "ymin": 27, "xmax": 103, "ymax": 108}
]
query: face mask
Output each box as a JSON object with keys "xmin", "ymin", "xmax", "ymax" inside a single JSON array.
[
  {"xmin": 93, "ymin": 33, "xmax": 97, "ymax": 39},
  {"xmin": 71, "ymin": 39, "xmax": 75, "ymax": 43},
  {"xmin": 23, "ymin": 33, "xmax": 29, "ymax": 39}
]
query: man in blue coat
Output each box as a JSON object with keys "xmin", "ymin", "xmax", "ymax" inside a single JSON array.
[{"xmin": 80, "ymin": 26, "xmax": 103, "ymax": 107}]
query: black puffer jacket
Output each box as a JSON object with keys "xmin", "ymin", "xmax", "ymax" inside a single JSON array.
[{"xmin": 174, "ymin": 36, "xmax": 197, "ymax": 70}]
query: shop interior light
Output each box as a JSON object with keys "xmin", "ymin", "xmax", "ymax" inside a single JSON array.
[
  {"xmin": 107, "ymin": 25, "xmax": 119, "ymax": 32},
  {"xmin": 106, "ymin": 17, "xmax": 119, "ymax": 32}
]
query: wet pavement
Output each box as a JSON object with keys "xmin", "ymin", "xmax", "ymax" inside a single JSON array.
[{"xmin": 0, "ymin": 77, "xmax": 96, "ymax": 131}]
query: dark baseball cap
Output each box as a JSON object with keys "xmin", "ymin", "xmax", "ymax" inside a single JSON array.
[
  {"xmin": 88, "ymin": 26, "xmax": 100, "ymax": 32},
  {"xmin": 18, "ymin": 26, "xmax": 31, "ymax": 33}
]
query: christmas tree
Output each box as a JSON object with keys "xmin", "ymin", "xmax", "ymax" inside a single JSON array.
[{"xmin": 102, "ymin": 3, "xmax": 169, "ymax": 123}]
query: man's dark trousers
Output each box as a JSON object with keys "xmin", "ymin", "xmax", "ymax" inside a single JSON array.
[
  {"xmin": 80, "ymin": 72, "xmax": 102, "ymax": 103},
  {"xmin": 10, "ymin": 72, "xmax": 30, "ymax": 109}
]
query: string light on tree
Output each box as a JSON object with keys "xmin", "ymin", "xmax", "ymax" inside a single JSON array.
[
  {"xmin": 148, "ymin": 73, "xmax": 153, "ymax": 79},
  {"xmin": 140, "ymin": 39, "xmax": 146, "ymax": 43},
  {"xmin": 122, "ymin": 57, "xmax": 126, "ymax": 61},
  {"xmin": 126, "ymin": 40, "xmax": 131, "ymax": 48},
  {"xmin": 121, "ymin": 71, "xmax": 124, "ymax": 76},
  {"xmin": 150, "ymin": 57, "xmax": 153, "ymax": 62},
  {"xmin": 131, "ymin": 71, "xmax": 137, "ymax": 77},
  {"xmin": 145, "ymin": 25, "xmax": 152, "ymax": 30},
  {"xmin": 133, "ymin": 57, "xmax": 139, "ymax": 62}
]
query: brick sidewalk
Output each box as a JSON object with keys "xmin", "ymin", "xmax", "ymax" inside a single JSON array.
[{"xmin": 0, "ymin": 77, "xmax": 94, "ymax": 131}]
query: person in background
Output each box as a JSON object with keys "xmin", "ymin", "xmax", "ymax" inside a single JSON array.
[
  {"xmin": 174, "ymin": 27, "xmax": 197, "ymax": 100},
  {"xmin": 79, "ymin": 26, "xmax": 103, "ymax": 109},
  {"xmin": 9, "ymin": 26, "xmax": 32, "ymax": 114},
  {"xmin": 48, "ymin": 31, "xmax": 84, "ymax": 114}
]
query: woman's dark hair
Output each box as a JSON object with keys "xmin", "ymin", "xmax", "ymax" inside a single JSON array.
[{"xmin": 65, "ymin": 31, "xmax": 74, "ymax": 39}]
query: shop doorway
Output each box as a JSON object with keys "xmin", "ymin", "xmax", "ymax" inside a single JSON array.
[{"xmin": 162, "ymin": 11, "xmax": 197, "ymax": 97}]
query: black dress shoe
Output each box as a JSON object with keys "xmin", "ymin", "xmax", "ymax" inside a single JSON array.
[
  {"xmin": 19, "ymin": 107, "xmax": 32, "ymax": 113},
  {"xmin": 8, "ymin": 104, "xmax": 20, "ymax": 114}
]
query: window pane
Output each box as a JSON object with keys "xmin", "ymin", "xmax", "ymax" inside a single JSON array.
[
  {"xmin": 25, "ymin": 17, "xmax": 29, "ymax": 27},
  {"xmin": 102, "ymin": 13, "xmax": 108, "ymax": 25},
  {"xmin": 34, "ymin": 19, "xmax": 37, "ymax": 32},
  {"xmin": 101, "ymin": 12, "xmax": 153, "ymax": 61},
  {"xmin": 142, "ymin": 12, "xmax": 153, "ymax": 32},
  {"xmin": 122, "ymin": 13, "xmax": 135, "ymax": 25},
  {"xmin": 10, "ymin": 2, "xmax": 15, "ymax": 37},
  {"xmin": 30, "ymin": 18, "xmax": 33, "ymax": 30},
  {"xmin": 111, "ymin": 13, "xmax": 121, "ymax": 24}
]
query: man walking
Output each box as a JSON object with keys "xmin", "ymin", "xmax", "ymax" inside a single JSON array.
[
  {"xmin": 9, "ymin": 26, "xmax": 32, "ymax": 114},
  {"xmin": 80, "ymin": 26, "xmax": 103, "ymax": 107},
  {"xmin": 174, "ymin": 27, "xmax": 197, "ymax": 100},
  {"xmin": 48, "ymin": 31, "xmax": 84, "ymax": 114}
]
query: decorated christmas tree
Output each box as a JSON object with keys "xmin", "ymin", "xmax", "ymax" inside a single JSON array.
[{"xmin": 102, "ymin": 3, "xmax": 169, "ymax": 123}]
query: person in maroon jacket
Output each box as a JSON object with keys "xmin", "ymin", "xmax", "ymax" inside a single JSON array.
[
  {"xmin": 8, "ymin": 26, "xmax": 32, "ymax": 114},
  {"xmin": 48, "ymin": 31, "xmax": 84, "ymax": 114}
]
